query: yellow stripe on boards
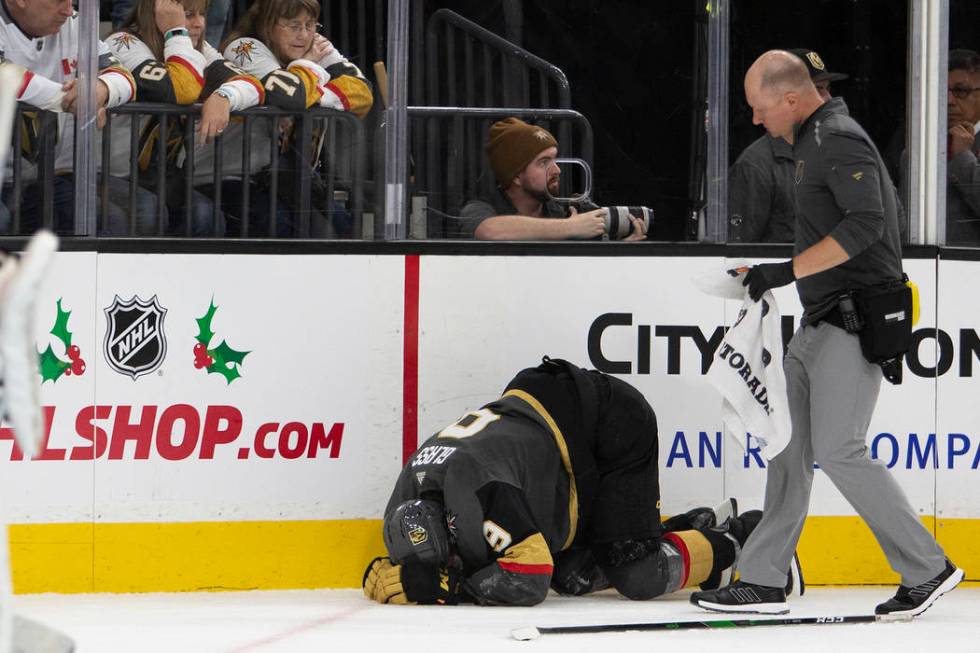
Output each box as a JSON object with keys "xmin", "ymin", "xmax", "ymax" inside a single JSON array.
[
  {"xmin": 6, "ymin": 516, "xmax": 977, "ymax": 594},
  {"xmin": 797, "ymin": 516, "xmax": 976, "ymax": 585},
  {"xmin": 9, "ymin": 522, "xmax": 95, "ymax": 594},
  {"xmin": 8, "ymin": 520, "xmax": 387, "ymax": 594},
  {"xmin": 938, "ymin": 517, "xmax": 980, "ymax": 584}
]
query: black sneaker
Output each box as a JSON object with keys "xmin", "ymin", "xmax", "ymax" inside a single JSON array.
[
  {"xmin": 691, "ymin": 580, "xmax": 788, "ymax": 614},
  {"xmin": 875, "ymin": 559, "xmax": 964, "ymax": 617}
]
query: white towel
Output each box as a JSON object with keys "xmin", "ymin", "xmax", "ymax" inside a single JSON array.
[{"xmin": 698, "ymin": 263, "xmax": 792, "ymax": 460}]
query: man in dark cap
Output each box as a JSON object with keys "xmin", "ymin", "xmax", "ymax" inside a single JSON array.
[
  {"xmin": 728, "ymin": 49, "xmax": 849, "ymax": 243},
  {"xmin": 457, "ymin": 118, "xmax": 647, "ymax": 240}
]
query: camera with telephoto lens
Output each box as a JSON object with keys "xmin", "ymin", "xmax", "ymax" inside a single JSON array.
[{"xmin": 601, "ymin": 206, "xmax": 653, "ymax": 239}]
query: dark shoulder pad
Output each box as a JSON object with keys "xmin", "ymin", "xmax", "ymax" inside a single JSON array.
[
  {"xmin": 260, "ymin": 68, "xmax": 308, "ymax": 111},
  {"xmin": 131, "ymin": 60, "xmax": 177, "ymax": 104},
  {"xmin": 203, "ymin": 59, "xmax": 245, "ymax": 96}
]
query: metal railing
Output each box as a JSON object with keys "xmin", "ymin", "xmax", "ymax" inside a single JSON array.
[
  {"xmin": 424, "ymin": 8, "xmax": 571, "ymax": 109},
  {"xmin": 101, "ymin": 104, "xmax": 365, "ymax": 238},
  {"xmin": 321, "ymin": 0, "xmax": 388, "ymax": 74},
  {"xmin": 404, "ymin": 8, "xmax": 580, "ymax": 233},
  {"xmin": 5, "ymin": 105, "xmax": 59, "ymax": 233}
]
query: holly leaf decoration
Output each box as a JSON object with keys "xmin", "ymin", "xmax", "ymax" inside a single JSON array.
[
  {"xmin": 195, "ymin": 300, "xmax": 217, "ymax": 346},
  {"xmin": 50, "ymin": 298, "xmax": 72, "ymax": 349},
  {"xmin": 212, "ymin": 340, "xmax": 248, "ymax": 367},
  {"xmin": 38, "ymin": 344, "xmax": 68, "ymax": 383},
  {"xmin": 206, "ymin": 340, "xmax": 250, "ymax": 384}
]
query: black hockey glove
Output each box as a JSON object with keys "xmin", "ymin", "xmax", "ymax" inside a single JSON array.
[
  {"xmin": 363, "ymin": 556, "xmax": 462, "ymax": 605},
  {"xmin": 743, "ymin": 260, "xmax": 795, "ymax": 302}
]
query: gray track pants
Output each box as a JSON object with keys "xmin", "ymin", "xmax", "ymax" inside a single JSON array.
[{"xmin": 739, "ymin": 321, "xmax": 947, "ymax": 588}]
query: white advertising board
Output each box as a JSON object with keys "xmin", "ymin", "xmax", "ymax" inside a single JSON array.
[
  {"xmin": 420, "ymin": 255, "xmax": 952, "ymax": 519},
  {"xmin": 937, "ymin": 259, "xmax": 980, "ymax": 520},
  {"xmin": 420, "ymin": 256, "xmax": 729, "ymax": 515},
  {"xmin": 3, "ymin": 252, "xmax": 976, "ymax": 526},
  {"xmin": 1, "ymin": 254, "xmax": 405, "ymax": 523}
]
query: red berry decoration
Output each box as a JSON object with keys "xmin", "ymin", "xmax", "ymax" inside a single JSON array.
[
  {"xmin": 71, "ymin": 358, "xmax": 86, "ymax": 376},
  {"xmin": 67, "ymin": 345, "xmax": 80, "ymax": 361},
  {"xmin": 194, "ymin": 359, "xmax": 203, "ymax": 369},
  {"xmin": 193, "ymin": 343, "xmax": 206, "ymax": 356},
  {"xmin": 65, "ymin": 368, "xmax": 72, "ymax": 376}
]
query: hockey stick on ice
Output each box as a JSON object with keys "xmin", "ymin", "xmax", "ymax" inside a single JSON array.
[{"xmin": 511, "ymin": 613, "xmax": 911, "ymax": 640}]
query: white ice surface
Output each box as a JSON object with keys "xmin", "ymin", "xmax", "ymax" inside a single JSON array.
[{"xmin": 15, "ymin": 586, "xmax": 979, "ymax": 653}]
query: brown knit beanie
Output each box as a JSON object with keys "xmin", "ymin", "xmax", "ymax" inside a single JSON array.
[{"xmin": 486, "ymin": 118, "xmax": 558, "ymax": 188}]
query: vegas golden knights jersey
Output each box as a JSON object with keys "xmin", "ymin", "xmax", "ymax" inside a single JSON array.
[
  {"xmin": 223, "ymin": 37, "xmax": 372, "ymax": 117},
  {"xmin": 105, "ymin": 32, "xmax": 263, "ymax": 177},
  {"xmin": 385, "ymin": 358, "xmax": 662, "ymax": 606}
]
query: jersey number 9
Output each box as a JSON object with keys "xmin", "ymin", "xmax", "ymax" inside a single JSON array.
[{"xmin": 437, "ymin": 408, "xmax": 501, "ymax": 439}]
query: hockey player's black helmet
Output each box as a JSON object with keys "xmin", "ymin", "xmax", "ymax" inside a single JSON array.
[{"xmin": 383, "ymin": 499, "xmax": 451, "ymax": 567}]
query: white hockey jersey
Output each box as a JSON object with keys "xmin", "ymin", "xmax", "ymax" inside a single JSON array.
[
  {"xmin": 0, "ymin": 5, "xmax": 134, "ymax": 175},
  {"xmin": 223, "ymin": 37, "xmax": 372, "ymax": 117},
  {"xmin": 105, "ymin": 30, "xmax": 263, "ymax": 179}
]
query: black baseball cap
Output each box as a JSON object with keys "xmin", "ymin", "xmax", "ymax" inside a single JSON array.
[{"xmin": 788, "ymin": 48, "xmax": 849, "ymax": 83}]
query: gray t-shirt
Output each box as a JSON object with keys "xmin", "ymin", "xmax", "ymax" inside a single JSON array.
[{"xmin": 456, "ymin": 189, "xmax": 570, "ymax": 238}]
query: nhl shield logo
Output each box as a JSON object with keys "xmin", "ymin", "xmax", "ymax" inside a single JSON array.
[{"xmin": 103, "ymin": 295, "xmax": 167, "ymax": 379}]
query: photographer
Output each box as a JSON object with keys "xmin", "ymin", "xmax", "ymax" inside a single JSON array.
[{"xmin": 457, "ymin": 118, "xmax": 648, "ymax": 240}]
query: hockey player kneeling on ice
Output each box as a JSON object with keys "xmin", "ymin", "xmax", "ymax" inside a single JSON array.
[{"xmin": 363, "ymin": 357, "xmax": 794, "ymax": 606}]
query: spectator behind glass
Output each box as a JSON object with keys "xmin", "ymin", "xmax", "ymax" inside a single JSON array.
[
  {"xmin": 111, "ymin": 0, "xmax": 136, "ymax": 30},
  {"xmin": 728, "ymin": 48, "xmax": 847, "ymax": 243},
  {"xmin": 457, "ymin": 118, "xmax": 647, "ymax": 241},
  {"xmin": 219, "ymin": 0, "xmax": 373, "ymax": 237},
  {"xmin": 204, "ymin": 0, "xmax": 231, "ymax": 48},
  {"xmin": 107, "ymin": 0, "xmax": 264, "ymax": 236},
  {"xmin": 946, "ymin": 48, "xmax": 980, "ymax": 245},
  {"xmin": 0, "ymin": 0, "xmax": 165, "ymax": 235},
  {"xmin": 113, "ymin": 0, "xmax": 231, "ymax": 47}
]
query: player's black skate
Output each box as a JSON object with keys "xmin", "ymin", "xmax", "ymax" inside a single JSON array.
[
  {"xmin": 690, "ymin": 579, "xmax": 788, "ymax": 614},
  {"xmin": 698, "ymin": 509, "xmax": 760, "ymax": 591},
  {"xmin": 662, "ymin": 498, "xmax": 737, "ymax": 533},
  {"xmin": 874, "ymin": 559, "xmax": 964, "ymax": 617}
]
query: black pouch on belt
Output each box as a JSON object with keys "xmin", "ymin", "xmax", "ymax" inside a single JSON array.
[{"xmin": 852, "ymin": 276, "xmax": 913, "ymax": 382}]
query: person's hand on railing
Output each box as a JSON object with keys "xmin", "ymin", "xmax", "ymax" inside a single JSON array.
[
  {"xmin": 566, "ymin": 206, "xmax": 607, "ymax": 239},
  {"xmin": 198, "ymin": 92, "xmax": 231, "ymax": 145},
  {"xmin": 61, "ymin": 79, "xmax": 109, "ymax": 129},
  {"xmin": 302, "ymin": 34, "xmax": 333, "ymax": 63},
  {"xmin": 155, "ymin": 0, "xmax": 187, "ymax": 35}
]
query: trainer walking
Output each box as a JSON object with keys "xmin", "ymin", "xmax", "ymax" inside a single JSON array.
[{"xmin": 692, "ymin": 50, "xmax": 962, "ymax": 617}]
